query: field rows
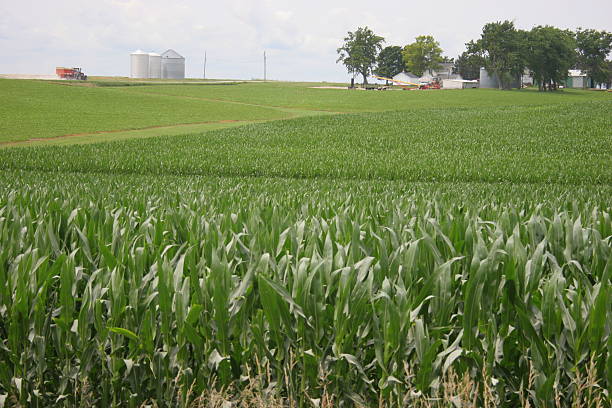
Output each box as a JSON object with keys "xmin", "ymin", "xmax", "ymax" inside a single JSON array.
[
  {"xmin": 0, "ymin": 172, "xmax": 610, "ymax": 406},
  {"xmin": 1, "ymin": 102, "xmax": 610, "ymax": 185},
  {"xmin": 2, "ymin": 78, "xmax": 610, "ymax": 144},
  {"xmin": 0, "ymin": 80, "xmax": 610, "ymax": 407}
]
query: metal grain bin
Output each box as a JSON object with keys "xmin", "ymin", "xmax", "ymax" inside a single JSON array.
[
  {"xmin": 130, "ymin": 50, "xmax": 149, "ymax": 79},
  {"xmin": 479, "ymin": 67, "xmax": 498, "ymax": 88},
  {"xmin": 479, "ymin": 67, "xmax": 520, "ymax": 89},
  {"xmin": 161, "ymin": 49, "xmax": 185, "ymax": 79},
  {"xmin": 148, "ymin": 53, "xmax": 162, "ymax": 79}
]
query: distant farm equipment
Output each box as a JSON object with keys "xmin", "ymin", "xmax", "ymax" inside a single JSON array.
[
  {"xmin": 56, "ymin": 67, "xmax": 87, "ymax": 80},
  {"xmin": 372, "ymin": 75, "xmax": 440, "ymax": 90},
  {"xmin": 419, "ymin": 82, "xmax": 441, "ymax": 90}
]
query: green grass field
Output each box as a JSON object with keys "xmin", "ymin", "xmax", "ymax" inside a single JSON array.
[
  {"xmin": 118, "ymin": 80, "xmax": 611, "ymax": 112},
  {"xmin": 2, "ymin": 78, "xmax": 609, "ymax": 144},
  {"xmin": 0, "ymin": 79, "xmax": 293, "ymax": 143},
  {"xmin": 0, "ymin": 78, "xmax": 610, "ymax": 407}
]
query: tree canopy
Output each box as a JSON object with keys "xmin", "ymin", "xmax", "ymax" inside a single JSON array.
[
  {"xmin": 605, "ymin": 59, "xmax": 612, "ymax": 89},
  {"xmin": 336, "ymin": 21, "xmax": 612, "ymax": 90},
  {"xmin": 455, "ymin": 49, "xmax": 484, "ymax": 80},
  {"xmin": 525, "ymin": 26, "xmax": 576, "ymax": 91},
  {"xmin": 375, "ymin": 46, "xmax": 404, "ymax": 79},
  {"xmin": 471, "ymin": 21, "xmax": 526, "ymax": 89},
  {"xmin": 337, "ymin": 27, "xmax": 385, "ymax": 85},
  {"xmin": 575, "ymin": 28, "xmax": 612, "ymax": 85},
  {"xmin": 402, "ymin": 35, "xmax": 443, "ymax": 77}
]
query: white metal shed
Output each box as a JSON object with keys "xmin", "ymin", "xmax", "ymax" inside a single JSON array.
[{"xmin": 442, "ymin": 79, "xmax": 479, "ymax": 89}]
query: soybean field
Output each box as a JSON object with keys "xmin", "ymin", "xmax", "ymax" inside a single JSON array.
[{"xmin": 0, "ymin": 79, "xmax": 610, "ymax": 407}]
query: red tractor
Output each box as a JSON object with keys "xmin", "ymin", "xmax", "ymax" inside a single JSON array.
[
  {"xmin": 56, "ymin": 67, "xmax": 87, "ymax": 80},
  {"xmin": 419, "ymin": 80, "xmax": 441, "ymax": 90}
]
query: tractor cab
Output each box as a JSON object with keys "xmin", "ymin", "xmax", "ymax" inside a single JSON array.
[{"xmin": 56, "ymin": 67, "xmax": 88, "ymax": 80}]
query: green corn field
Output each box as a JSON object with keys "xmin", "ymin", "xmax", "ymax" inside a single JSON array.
[
  {"xmin": 0, "ymin": 81, "xmax": 610, "ymax": 407},
  {"xmin": 0, "ymin": 173, "xmax": 609, "ymax": 407}
]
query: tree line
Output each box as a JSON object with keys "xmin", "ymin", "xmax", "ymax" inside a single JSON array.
[{"xmin": 337, "ymin": 22, "xmax": 612, "ymax": 90}]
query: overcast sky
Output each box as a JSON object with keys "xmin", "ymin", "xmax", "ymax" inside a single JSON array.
[{"xmin": 1, "ymin": 0, "xmax": 610, "ymax": 82}]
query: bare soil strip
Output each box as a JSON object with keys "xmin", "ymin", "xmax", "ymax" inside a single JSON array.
[
  {"xmin": 0, "ymin": 74, "xmax": 61, "ymax": 80},
  {"xmin": 0, "ymin": 83, "xmax": 344, "ymax": 148},
  {"xmin": 0, "ymin": 120, "xmax": 249, "ymax": 147}
]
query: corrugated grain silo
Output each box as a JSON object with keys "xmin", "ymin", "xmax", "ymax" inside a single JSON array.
[
  {"xmin": 479, "ymin": 67, "xmax": 498, "ymax": 88},
  {"xmin": 161, "ymin": 49, "xmax": 185, "ymax": 79},
  {"xmin": 130, "ymin": 50, "xmax": 149, "ymax": 79},
  {"xmin": 479, "ymin": 67, "xmax": 521, "ymax": 89},
  {"xmin": 148, "ymin": 53, "xmax": 162, "ymax": 79}
]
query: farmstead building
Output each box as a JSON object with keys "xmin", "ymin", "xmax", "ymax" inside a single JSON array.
[
  {"xmin": 565, "ymin": 69, "xmax": 593, "ymax": 89},
  {"xmin": 442, "ymin": 79, "xmax": 479, "ymax": 89},
  {"xmin": 419, "ymin": 62, "xmax": 458, "ymax": 82},
  {"xmin": 393, "ymin": 72, "xmax": 420, "ymax": 85}
]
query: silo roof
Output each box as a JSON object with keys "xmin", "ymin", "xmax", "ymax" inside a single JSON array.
[
  {"xmin": 131, "ymin": 49, "xmax": 148, "ymax": 55},
  {"xmin": 161, "ymin": 49, "xmax": 184, "ymax": 59}
]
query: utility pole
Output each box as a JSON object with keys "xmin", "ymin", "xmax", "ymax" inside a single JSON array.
[
  {"xmin": 263, "ymin": 51, "xmax": 267, "ymax": 82},
  {"xmin": 203, "ymin": 51, "xmax": 207, "ymax": 80}
]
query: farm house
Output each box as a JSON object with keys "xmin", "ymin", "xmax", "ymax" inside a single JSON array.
[
  {"xmin": 424, "ymin": 62, "xmax": 458, "ymax": 81},
  {"xmin": 393, "ymin": 63, "xmax": 460, "ymax": 86}
]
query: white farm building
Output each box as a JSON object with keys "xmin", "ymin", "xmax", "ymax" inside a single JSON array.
[
  {"xmin": 420, "ymin": 62, "xmax": 459, "ymax": 82},
  {"xmin": 565, "ymin": 69, "xmax": 592, "ymax": 88},
  {"xmin": 392, "ymin": 63, "xmax": 461, "ymax": 86},
  {"xmin": 130, "ymin": 49, "xmax": 185, "ymax": 79},
  {"xmin": 442, "ymin": 79, "xmax": 479, "ymax": 89},
  {"xmin": 392, "ymin": 72, "xmax": 420, "ymax": 85}
]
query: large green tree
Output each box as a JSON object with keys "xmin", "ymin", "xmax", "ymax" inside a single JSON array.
[
  {"xmin": 471, "ymin": 21, "xmax": 527, "ymax": 89},
  {"xmin": 375, "ymin": 46, "xmax": 404, "ymax": 79},
  {"xmin": 455, "ymin": 48, "xmax": 485, "ymax": 80},
  {"xmin": 605, "ymin": 59, "xmax": 612, "ymax": 89},
  {"xmin": 402, "ymin": 35, "xmax": 443, "ymax": 77},
  {"xmin": 575, "ymin": 28, "xmax": 612, "ymax": 86},
  {"xmin": 337, "ymin": 27, "xmax": 385, "ymax": 85},
  {"xmin": 526, "ymin": 26, "xmax": 576, "ymax": 91}
]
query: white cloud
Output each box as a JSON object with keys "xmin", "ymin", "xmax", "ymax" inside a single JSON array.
[{"xmin": 0, "ymin": 0, "xmax": 610, "ymax": 81}]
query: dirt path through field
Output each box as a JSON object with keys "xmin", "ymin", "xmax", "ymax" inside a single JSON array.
[
  {"xmin": 0, "ymin": 120, "xmax": 257, "ymax": 148},
  {"xmin": 1, "ymin": 82, "xmax": 345, "ymax": 148}
]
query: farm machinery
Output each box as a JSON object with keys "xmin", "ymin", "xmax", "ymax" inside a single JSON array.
[
  {"xmin": 55, "ymin": 67, "xmax": 87, "ymax": 80},
  {"xmin": 372, "ymin": 75, "xmax": 440, "ymax": 90}
]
